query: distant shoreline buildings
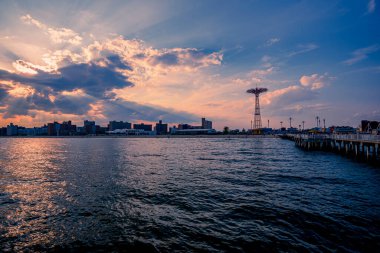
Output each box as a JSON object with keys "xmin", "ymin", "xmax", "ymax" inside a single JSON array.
[
  {"xmin": 0, "ymin": 117, "xmax": 217, "ymax": 136},
  {"xmin": 1, "ymin": 118, "xmax": 379, "ymax": 137}
]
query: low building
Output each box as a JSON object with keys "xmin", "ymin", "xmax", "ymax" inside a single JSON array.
[
  {"xmin": 202, "ymin": 118, "xmax": 212, "ymax": 129},
  {"xmin": 47, "ymin": 122, "xmax": 62, "ymax": 136},
  {"xmin": 333, "ymin": 126, "xmax": 356, "ymax": 134},
  {"xmin": 84, "ymin": 120, "xmax": 96, "ymax": 135},
  {"xmin": 107, "ymin": 129, "xmax": 155, "ymax": 135},
  {"xmin": 178, "ymin": 124, "xmax": 193, "ymax": 130},
  {"xmin": 0, "ymin": 127, "xmax": 7, "ymax": 136},
  {"xmin": 60, "ymin": 121, "xmax": 77, "ymax": 136},
  {"xmin": 361, "ymin": 120, "xmax": 380, "ymax": 134},
  {"xmin": 34, "ymin": 126, "xmax": 48, "ymax": 136},
  {"xmin": 155, "ymin": 120, "xmax": 168, "ymax": 135},
  {"xmin": 171, "ymin": 128, "xmax": 216, "ymax": 135},
  {"xmin": 7, "ymin": 123, "xmax": 18, "ymax": 136},
  {"xmin": 133, "ymin": 123, "xmax": 152, "ymax": 131},
  {"xmin": 109, "ymin": 121, "xmax": 132, "ymax": 131}
]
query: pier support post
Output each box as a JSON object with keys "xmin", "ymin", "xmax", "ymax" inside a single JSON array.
[
  {"xmin": 366, "ymin": 145, "xmax": 370, "ymax": 161},
  {"xmin": 355, "ymin": 144, "xmax": 358, "ymax": 157}
]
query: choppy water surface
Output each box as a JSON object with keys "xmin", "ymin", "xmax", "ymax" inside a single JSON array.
[{"xmin": 0, "ymin": 137, "xmax": 379, "ymax": 252}]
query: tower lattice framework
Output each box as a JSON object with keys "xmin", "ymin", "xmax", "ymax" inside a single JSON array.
[
  {"xmin": 254, "ymin": 93, "xmax": 262, "ymax": 129},
  {"xmin": 247, "ymin": 87, "xmax": 268, "ymax": 130}
]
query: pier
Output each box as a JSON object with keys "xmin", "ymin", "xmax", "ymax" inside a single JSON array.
[{"xmin": 281, "ymin": 134, "xmax": 380, "ymax": 166}]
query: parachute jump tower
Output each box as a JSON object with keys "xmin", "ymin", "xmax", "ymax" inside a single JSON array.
[{"xmin": 247, "ymin": 87, "xmax": 268, "ymax": 132}]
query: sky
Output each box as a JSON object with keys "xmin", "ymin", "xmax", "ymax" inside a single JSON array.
[{"xmin": 0, "ymin": 0, "xmax": 379, "ymax": 130}]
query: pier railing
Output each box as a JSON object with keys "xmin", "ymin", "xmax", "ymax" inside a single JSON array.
[
  {"xmin": 281, "ymin": 133, "xmax": 380, "ymax": 166},
  {"xmin": 331, "ymin": 134, "xmax": 380, "ymax": 143},
  {"xmin": 290, "ymin": 134, "xmax": 380, "ymax": 143}
]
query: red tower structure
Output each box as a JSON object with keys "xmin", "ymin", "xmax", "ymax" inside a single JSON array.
[{"xmin": 246, "ymin": 87, "xmax": 268, "ymax": 130}]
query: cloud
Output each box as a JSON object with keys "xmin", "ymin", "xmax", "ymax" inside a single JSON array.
[
  {"xmin": 246, "ymin": 67, "xmax": 275, "ymax": 83},
  {"xmin": 102, "ymin": 99, "xmax": 198, "ymax": 123},
  {"xmin": 81, "ymin": 36, "xmax": 223, "ymax": 86},
  {"xmin": 0, "ymin": 60, "xmax": 133, "ymax": 99},
  {"xmin": 368, "ymin": 0, "xmax": 376, "ymax": 13},
  {"xmin": 20, "ymin": 14, "xmax": 82, "ymax": 45},
  {"xmin": 343, "ymin": 44, "xmax": 380, "ymax": 65},
  {"xmin": 287, "ymin": 43, "xmax": 318, "ymax": 57},
  {"xmin": 260, "ymin": 72, "xmax": 333, "ymax": 117},
  {"xmin": 299, "ymin": 73, "xmax": 333, "ymax": 90},
  {"xmin": 352, "ymin": 110, "xmax": 380, "ymax": 123},
  {"xmin": 0, "ymin": 78, "xmax": 199, "ymax": 122},
  {"xmin": 1, "ymin": 91, "xmax": 94, "ymax": 119},
  {"xmin": 1, "ymin": 14, "xmax": 225, "ymax": 124},
  {"xmin": 265, "ymin": 38, "xmax": 280, "ymax": 47},
  {"xmin": 0, "ymin": 33, "xmax": 222, "ymax": 122},
  {"xmin": 153, "ymin": 52, "xmax": 179, "ymax": 66},
  {"xmin": 0, "ymin": 85, "xmax": 9, "ymax": 102}
]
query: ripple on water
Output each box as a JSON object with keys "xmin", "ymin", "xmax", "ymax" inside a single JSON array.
[{"xmin": 0, "ymin": 137, "xmax": 379, "ymax": 252}]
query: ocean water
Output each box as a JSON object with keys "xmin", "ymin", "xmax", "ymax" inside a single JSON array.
[{"xmin": 0, "ymin": 137, "xmax": 379, "ymax": 252}]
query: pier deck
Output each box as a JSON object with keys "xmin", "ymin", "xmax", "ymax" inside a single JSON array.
[{"xmin": 281, "ymin": 134, "xmax": 380, "ymax": 166}]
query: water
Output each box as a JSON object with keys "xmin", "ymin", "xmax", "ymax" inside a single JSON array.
[{"xmin": 0, "ymin": 137, "xmax": 379, "ymax": 252}]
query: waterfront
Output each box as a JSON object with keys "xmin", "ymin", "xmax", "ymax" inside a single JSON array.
[{"xmin": 1, "ymin": 138, "xmax": 380, "ymax": 252}]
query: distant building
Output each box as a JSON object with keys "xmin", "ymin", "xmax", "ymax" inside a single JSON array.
[
  {"xmin": 76, "ymin": 127, "xmax": 86, "ymax": 135},
  {"xmin": 107, "ymin": 129, "xmax": 155, "ymax": 135},
  {"xmin": 176, "ymin": 117, "xmax": 215, "ymax": 133},
  {"xmin": 171, "ymin": 128, "xmax": 216, "ymax": 135},
  {"xmin": 96, "ymin": 126, "xmax": 107, "ymax": 135},
  {"xmin": 333, "ymin": 126, "xmax": 356, "ymax": 134},
  {"xmin": 133, "ymin": 123, "xmax": 152, "ymax": 131},
  {"xmin": 178, "ymin": 124, "xmax": 193, "ymax": 130},
  {"xmin": 0, "ymin": 127, "xmax": 7, "ymax": 136},
  {"xmin": 109, "ymin": 121, "xmax": 131, "ymax": 131},
  {"xmin": 201, "ymin": 118, "xmax": 212, "ymax": 129},
  {"xmin": 60, "ymin": 121, "xmax": 77, "ymax": 136},
  {"xmin": 361, "ymin": 120, "xmax": 380, "ymax": 133},
  {"xmin": 84, "ymin": 120, "xmax": 96, "ymax": 135},
  {"xmin": 47, "ymin": 122, "xmax": 61, "ymax": 136},
  {"xmin": 34, "ymin": 126, "xmax": 48, "ymax": 136},
  {"xmin": 7, "ymin": 123, "xmax": 18, "ymax": 136},
  {"xmin": 155, "ymin": 120, "xmax": 168, "ymax": 135}
]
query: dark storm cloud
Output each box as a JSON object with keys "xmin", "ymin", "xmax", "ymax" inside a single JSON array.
[
  {"xmin": 2, "ymin": 97, "xmax": 31, "ymax": 118},
  {"xmin": 0, "ymin": 60, "xmax": 133, "ymax": 98},
  {"xmin": 1, "ymin": 91, "xmax": 95, "ymax": 118},
  {"xmin": 103, "ymin": 99, "xmax": 199, "ymax": 123},
  {"xmin": 0, "ymin": 57, "xmax": 200, "ymax": 121}
]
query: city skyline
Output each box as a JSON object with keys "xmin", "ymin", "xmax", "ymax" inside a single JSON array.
[{"xmin": 0, "ymin": 1, "xmax": 379, "ymax": 130}]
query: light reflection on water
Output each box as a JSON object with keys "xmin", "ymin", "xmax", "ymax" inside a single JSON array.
[{"xmin": 0, "ymin": 137, "xmax": 380, "ymax": 252}]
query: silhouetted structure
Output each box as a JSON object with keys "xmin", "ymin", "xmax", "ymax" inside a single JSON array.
[
  {"xmin": 108, "ymin": 121, "xmax": 131, "ymax": 131},
  {"xmin": 362, "ymin": 120, "xmax": 380, "ymax": 133},
  {"xmin": 7, "ymin": 123, "xmax": 18, "ymax": 136},
  {"xmin": 155, "ymin": 120, "xmax": 168, "ymax": 135},
  {"xmin": 134, "ymin": 123, "xmax": 152, "ymax": 131},
  {"xmin": 84, "ymin": 120, "xmax": 96, "ymax": 135},
  {"xmin": 60, "ymin": 121, "xmax": 77, "ymax": 136},
  {"xmin": 47, "ymin": 122, "xmax": 60, "ymax": 136},
  {"xmin": 247, "ymin": 87, "xmax": 268, "ymax": 130},
  {"xmin": 202, "ymin": 118, "xmax": 212, "ymax": 129}
]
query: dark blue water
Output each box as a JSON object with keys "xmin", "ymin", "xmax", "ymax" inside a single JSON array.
[{"xmin": 0, "ymin": 137, "xmax": 379, "ymax": 252}]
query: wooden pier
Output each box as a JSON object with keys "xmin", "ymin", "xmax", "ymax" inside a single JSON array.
[{"xmin": 281, "ymin": 134, "xmax": 380, "ymax": 166}]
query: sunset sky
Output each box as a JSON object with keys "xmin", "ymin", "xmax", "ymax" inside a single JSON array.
[{"xmin": 0, "ymin": 0, "xmax": 379, "ymax": 130}]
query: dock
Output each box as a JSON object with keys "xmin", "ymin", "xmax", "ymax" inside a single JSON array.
[{"xmin": 281, "ymin": 134, "xmax": 380, "ymax": 166}]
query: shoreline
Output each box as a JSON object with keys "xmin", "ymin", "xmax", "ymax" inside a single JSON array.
[{"xmin": 0, "ymin": 134, "xmax": 278, "ymax": 139}]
